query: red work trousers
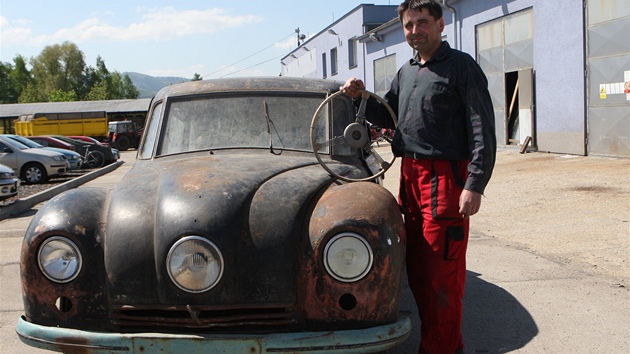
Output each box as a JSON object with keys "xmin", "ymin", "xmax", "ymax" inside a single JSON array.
[{"xmin": 399, "ymin": 157, "xmax": 469, "ymax": 354}]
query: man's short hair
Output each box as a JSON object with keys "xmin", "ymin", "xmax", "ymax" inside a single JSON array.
[{"xmin": 398, "ymin": 0, "xmax": 444, "ymax": 22}]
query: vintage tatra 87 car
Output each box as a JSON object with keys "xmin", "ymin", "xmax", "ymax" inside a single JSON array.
[{"xmin": 17, "ymin": 77, "xmax": 409, "ymax": 353}]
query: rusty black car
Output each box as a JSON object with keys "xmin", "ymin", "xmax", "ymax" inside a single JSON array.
[{"xmin": 17, "ymin": 77, "xmax": 409, "ymax": 353}]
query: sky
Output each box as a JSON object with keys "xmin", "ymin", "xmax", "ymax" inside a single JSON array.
[{"xmin": 1, "ymin": 0, "xmax": 396, "ymax": 80}]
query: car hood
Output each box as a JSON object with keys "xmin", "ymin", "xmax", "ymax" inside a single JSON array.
[
  {"xmin": 19, "ymin": 147, "xmax": 64, "ymax": 158},
  {"xmin": 42, "ymin": 147, "xmax": 81, "ymax": 158},
  {"xmin": 104, "ymin": 152, "xmax": 357, "ymax": 305}
]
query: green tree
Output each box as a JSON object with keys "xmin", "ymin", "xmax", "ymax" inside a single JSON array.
[
  {"xmin": 121, "ymin": 74, "xmax": 139, "ymax": 99},
  {"xmin": 84, "ymin": 58, "xmax": 138, "ymax": 100},
  {"xmin": 86, "ymin": 82, "xmax": 109, "ymax": 101},
  {"xmin": 48, "ymin": 89, "xmax": 78, "ymax": 102},
  {"xmin": 192, "ymin": 73, "xmax": 202, "ymax": 81},
  {"xmin": 0, "ymin": 62, "xmax": 17, "ymax": 103},
  {"xmin": 10, "ymin": 55, "xmax": 32, "ymax": 100},
  {"xmin": 7, "ymin": 41, "xmax": 138, "ymax": 102},
  {"xmin": 29, "ymin": 41, "xmax": 86, "ymax": 101},
  {"xmin": 19, "ymin": 82, "xmax": 45, "ymax": 103}
]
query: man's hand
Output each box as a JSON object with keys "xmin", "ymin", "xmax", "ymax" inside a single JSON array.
[
  {"xmin": 340, "ymin": 77, "xmax": 365, "ymax": 99},
  {"xmin": 459, "ymin": 189, "xmax": 482, "ymax": 219}
]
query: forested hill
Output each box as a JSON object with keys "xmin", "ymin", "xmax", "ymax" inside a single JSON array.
[{"xmin": 124, "ymin": 72, "xmax": 189, "ymax": 98}]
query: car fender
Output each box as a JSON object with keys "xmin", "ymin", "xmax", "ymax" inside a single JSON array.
[
  {"xmin": 21, "ymin": 187, "xmax": 110, "ymax": 329},
  {"xmin": 302, "ymin": 181, "xmax": 406, "ymax": 328}
]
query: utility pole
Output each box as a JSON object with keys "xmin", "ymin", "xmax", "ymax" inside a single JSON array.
[{"xmin": 295, "ymin": 28, "xmax": 306, "ymax": 46}]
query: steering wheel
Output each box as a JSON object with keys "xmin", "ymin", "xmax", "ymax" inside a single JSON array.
[{"xmin": 310, "ymin": 90, "xmax": 398, "ymax": 182}]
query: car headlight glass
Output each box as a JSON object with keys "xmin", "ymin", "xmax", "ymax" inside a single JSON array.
[
  {"xmin": 0, "ymin": 172, "xmax": 14, "ymax": 179},
  {"xmin": 167, "ymin": 236, "xmax": 224, "ymax": 293},
  {"xmin": 38, "ymin": 236, "xmax": 82, "ymax": 283},
  {"xmin": 324, "ymin": 232, "xmax": 373, "ymax": 282}
]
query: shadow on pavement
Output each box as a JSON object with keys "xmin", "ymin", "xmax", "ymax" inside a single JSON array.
[{"xmin": 399, "ymin": 270, "xmax": 538, "ymax": 353}]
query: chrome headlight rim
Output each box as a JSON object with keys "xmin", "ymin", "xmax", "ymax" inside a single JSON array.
[
  {"xmin": 37, "ymin": 236, "xmax": 83, "ymax": 283},
  {"xmin": 167, "ymin": 235, "xmax": 224, "ymax": 293},
  {"xmin": 323, "ymin": 232, "xmax": 373, "ymax": 283}
]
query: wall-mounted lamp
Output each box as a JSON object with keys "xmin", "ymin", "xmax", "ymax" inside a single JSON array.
[
  {"xmin": 327, "ymin": 29, "xmax": 342, "ymax": 46},
  {"xmin": 369, "ymin": 33, "xmax": 383, "ymax": 42}
]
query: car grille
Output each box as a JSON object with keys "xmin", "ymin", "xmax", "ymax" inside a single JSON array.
[{"xmin": 111, "ymin": 304, "xmax": 297, "ymax": 332}]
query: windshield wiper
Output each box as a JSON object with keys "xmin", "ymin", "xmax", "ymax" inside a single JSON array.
[{"xmin": 263, "ymin": 100, "xmax": 282, "ymax": 155}]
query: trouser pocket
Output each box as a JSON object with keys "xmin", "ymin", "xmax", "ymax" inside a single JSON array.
[
  {"xmin": 444, "ymin": 225, "xmax": 465, "ymax": 261},
  {"xmin": 431, "ymin": 160, "xmax": 468, "ymax": 220}
]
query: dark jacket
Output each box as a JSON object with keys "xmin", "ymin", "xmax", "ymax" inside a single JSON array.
[{"xmin": 364, "ymin": 41, "xmax": 496, "ymax": 194}]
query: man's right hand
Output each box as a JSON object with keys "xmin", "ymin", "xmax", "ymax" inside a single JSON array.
[{"xmin": 340, "ymin": 77, "xmax": 366, "ymax": 99}]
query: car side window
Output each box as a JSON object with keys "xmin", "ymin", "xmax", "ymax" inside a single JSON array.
[{"xmin": 139, "ymin": 102, "xmax": 163, "ymax": 159}]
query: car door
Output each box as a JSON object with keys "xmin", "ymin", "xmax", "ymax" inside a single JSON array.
[{"xmin": 0, "ymin": 141, "xmax": 19, "ymax": 170}]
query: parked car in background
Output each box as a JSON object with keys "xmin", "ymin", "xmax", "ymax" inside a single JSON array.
[
  {"xmin": 112, "ymin": 148, "xmax": 120, "ymax": 160},
  {"xmin": 17, "ymin": 77, "xmax": 409, "ymax": 353},
  {"xmin": 0, "ymin": 135, "xmax": 69, "ymax": 184},
  {"xmin": 67, "ymin": 135, "xmax": 110, "ymax": 147},
  {"xmin": 30, "ymin": 135, "xmax": 117, "ymax": 167},
  {"xmin": 0, "ymin": 163, "xmax": 19, "ymax": 200},
  {"xmin": 24, "ymin": 135, "xmax": 76, "ymax": 151},
  {"xmin": 6, "ymin": 135, "xmax": 83, "ymax": 170},
  {"xmin": 68, "ymin": 135, "xmax": 119, "ymax": 160}
]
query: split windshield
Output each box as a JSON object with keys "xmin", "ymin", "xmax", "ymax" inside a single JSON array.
[{"xmin": 154, "ymin": 93, "xmax": 350, "ymax": 156}]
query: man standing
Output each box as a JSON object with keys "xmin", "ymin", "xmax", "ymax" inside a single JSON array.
[{"xmin": 341, "ymin": 1, "xmax": 496, "ymax": 353}]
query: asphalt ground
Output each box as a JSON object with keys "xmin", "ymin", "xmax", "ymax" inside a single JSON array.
[{"xmin": 1, "ymin": 147, "xmax": 628, "ymax": 353}]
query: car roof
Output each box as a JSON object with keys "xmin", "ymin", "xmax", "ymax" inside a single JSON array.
[
  {"xmin": 30, "ymin": 136, "xmax": 73, "ymax": 145},
  {"xmin": 153, "ymin": 77, "xmax": 343, "ymax": 102}
]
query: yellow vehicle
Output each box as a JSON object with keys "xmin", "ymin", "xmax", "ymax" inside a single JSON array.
[{"xmin": 14, "ymin": 111, "xmax": 108, "ymax": 141}]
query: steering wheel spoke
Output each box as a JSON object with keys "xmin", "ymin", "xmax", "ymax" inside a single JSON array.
[
  {"xmin": 363, "ymin": 146, "xmax": 390, "ymax": 175},
  {"xmin": 313, "ymin": 135, "xmax": 347, "ymax": 151},
  {"xmin": 310, "ymin": 90, "xmax": 398, "ymax": 182}
]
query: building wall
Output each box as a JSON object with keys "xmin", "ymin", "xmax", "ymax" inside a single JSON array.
[
  {"xmin": 281, "ymin": 5, "xmax": 398, "ymax": 83},
  {"xmin": 450, "ymin": 0, "xmax": 586, "ymax": 154}
]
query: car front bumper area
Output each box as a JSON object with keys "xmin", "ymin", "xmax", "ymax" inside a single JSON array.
[{"xmin": 17, "ymin": 316, "xmax": 411, "ymax": 353}]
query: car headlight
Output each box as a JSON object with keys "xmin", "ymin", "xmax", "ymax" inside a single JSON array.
[
  {"xmin": 323, "ymin": 232, "xmax": 373, "ymax": 282},
  {"xmin": 53, "ymin": 155, "xmax": 66, "ymax": 161},
  {"xmin": 167, "ymin": 236, "xmax": 224, "ymax": 293},
  {"xmin": 0, "ymin": 172, "xmax": 15, "ymax": 179},
  {"xmin": 38, "ymin": 236, "xmax": 82, "ymax": 283}
]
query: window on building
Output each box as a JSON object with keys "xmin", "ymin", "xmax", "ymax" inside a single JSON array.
[
  {"xmin": 373, "ymin": 54, "xmax": 397, "ymax": 98},
  {"xmin": 504, "ymin": 10, "xmax": 533, "ymax": 45},
  {"xmin": 348, "ymin": 38, "xmax": 358, "ymax": 68},
  {"xmin": 322, "ymin": 53, "xmax": 327, "ymax": 78},
  {"xmin": 330, "ymin": 48, "xmax": 338, "ymax": 76}
]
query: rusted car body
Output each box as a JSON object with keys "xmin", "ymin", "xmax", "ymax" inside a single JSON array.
[{"xmin": 17, "ymin": 77, "xmax": 409, "ymax": 353}]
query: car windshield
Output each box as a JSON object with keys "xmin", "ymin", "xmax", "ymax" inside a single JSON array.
[
  {"xmin": 156, "ymin": 92, "xmax": 350, "ymax": 156},
  {"xmin": 53, "ymin": 136, "xmax": 81, "ymax": 145},
  {"xmin": 3, "ymin": 138, "xmax": 29, "ymax": 150},
  {"xmin": 8, "ymin": 135, "xmax": 43, "ymax": 148}
]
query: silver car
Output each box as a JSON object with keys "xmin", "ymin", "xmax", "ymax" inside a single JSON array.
[
  {"xmin": 0, "ymin": 163, "xmax": 19, "ymax": 200},
  {"xmin": 4, "ymin": 134, "xmax": 83, "ymax": 171},
  {"xmin": 0, "ymin": 135, "xmax": 69, "ymax": 184}
]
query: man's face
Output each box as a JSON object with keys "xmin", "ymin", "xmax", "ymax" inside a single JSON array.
[{"xmin": 402, "ymin": 7, "xmax": 444, "ymax": 56}]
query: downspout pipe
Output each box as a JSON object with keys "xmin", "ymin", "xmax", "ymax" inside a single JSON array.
[{"xmin": 441, "ymin": 0, "xmax": 459, "ymax": 50}]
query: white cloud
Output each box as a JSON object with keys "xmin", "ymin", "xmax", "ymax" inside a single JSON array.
[
  {"xmin": 1, "ymin": 7, "xmax": 262, "ymax": 46},
  {"xmin": 275, "ymin": 36, "xmax": 298, "ymax": 50}
]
